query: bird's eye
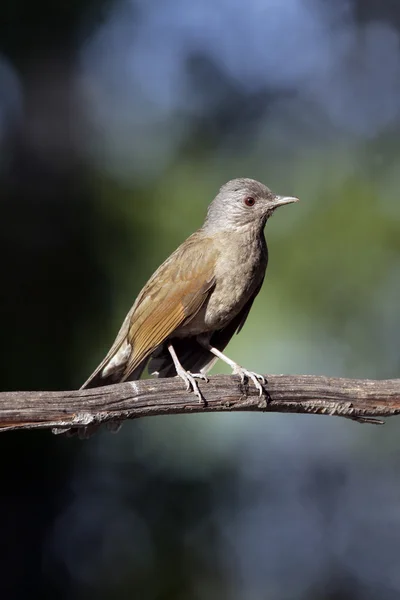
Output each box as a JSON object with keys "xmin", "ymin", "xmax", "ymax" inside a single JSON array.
[{"xmin": 244, "ymin": 196, "xmax": 256, "ymax": 207}]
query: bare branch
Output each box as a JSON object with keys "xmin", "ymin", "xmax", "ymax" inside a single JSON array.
[{"xmin": 0, "ymin": 374, "xmax": 400, "ymax": 433}]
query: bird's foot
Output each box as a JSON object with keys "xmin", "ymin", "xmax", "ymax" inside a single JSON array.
[
  {"xmin": 175, "ymin": 368, "xmax": 207, "ymax": 404},
  {"xmin": 232, "ymin": 365, "xmax": 266, "ymax": 396}
]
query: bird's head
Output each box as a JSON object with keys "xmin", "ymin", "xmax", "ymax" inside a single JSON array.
[{"xmin": 203, "ymin": 178, "xmax": 298, "ymax": 232}]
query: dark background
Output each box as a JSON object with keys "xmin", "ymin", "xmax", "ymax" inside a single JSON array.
[{"xmin": 1, "ymin": 1, "xmax": 400, "ymax": 598}]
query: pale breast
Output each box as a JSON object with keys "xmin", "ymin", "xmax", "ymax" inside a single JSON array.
[{"xmin": 177, "ymin": 229, "xmax": 268, "ymax": 336}]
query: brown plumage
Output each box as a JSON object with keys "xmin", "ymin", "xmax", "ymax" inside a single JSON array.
[{"xmin": 57, "ymin": 178, "xmax": 298, "ymax": 437}]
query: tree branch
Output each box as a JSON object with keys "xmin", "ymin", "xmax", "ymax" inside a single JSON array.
[{"xmin": 0, "ymin": 374, "xmax": 400, "ymax": 433}]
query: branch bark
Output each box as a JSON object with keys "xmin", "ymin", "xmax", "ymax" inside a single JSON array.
[{"xmin": 0, "ymin": 374, "xmax": 400, "ymax": 433}]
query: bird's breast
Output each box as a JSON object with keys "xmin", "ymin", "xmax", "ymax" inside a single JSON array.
[{"xmin": 178, "ymin": 230, "xmax": 268, "ymax": 336}]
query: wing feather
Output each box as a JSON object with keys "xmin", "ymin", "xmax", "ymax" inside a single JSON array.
[
  {"xmin": 122, "ymin": 239, "xmax": 217, "ymax": 379},
  {"xmin": 93, "ymin": 232, "xmax": 218, "ymax": 383},
  {"xmin": 82, "ymin": 232, "xmax": 217, "ymax": 388}
]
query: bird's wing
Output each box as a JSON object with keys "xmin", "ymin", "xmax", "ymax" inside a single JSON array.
[
  {"xmin": 82, "ymin": 235, "xmax": 218, "ymax": 388},
  {"xmin": 121, "ymin": 233, "xmax": 218, "ymax": 380},
  {"xmin": 82, "ymin": 233, "xmax": 218, "ymax": 388},
  {"xmin": 147, "ymin": 276, "xmax": 265, "ymax": 377}
]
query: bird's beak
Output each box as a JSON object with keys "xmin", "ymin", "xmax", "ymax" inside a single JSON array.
[{"xmin": 271, "ymin": 195, "xmax": 299, "ymax": 208}]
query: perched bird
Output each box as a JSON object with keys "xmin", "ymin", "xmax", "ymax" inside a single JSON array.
[{"xmin": 60, "ymin": 178, "xmax": 298, "ymax": 437}]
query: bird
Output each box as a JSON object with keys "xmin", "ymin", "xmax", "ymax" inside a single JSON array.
[{"xmin": 58, "ymin": 178, "xmax": 298, "ymax": 437}]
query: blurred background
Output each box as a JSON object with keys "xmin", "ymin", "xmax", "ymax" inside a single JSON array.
[{"xmin": 1, "ymin": 0, "xmax": 400, "ymax": 598}]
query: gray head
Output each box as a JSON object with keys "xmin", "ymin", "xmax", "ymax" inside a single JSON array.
[{"xmin": 203, "ymin": 178, "xmax": 298, "ymax": 233}]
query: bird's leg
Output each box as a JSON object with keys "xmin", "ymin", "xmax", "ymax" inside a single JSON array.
[
  {"xmin": 167, "ymin": 344, "xmax": 208, "ymax": 403},
  {"xmin": 198, "ymin": 340, "xmax": 266, "ymax": 396}
]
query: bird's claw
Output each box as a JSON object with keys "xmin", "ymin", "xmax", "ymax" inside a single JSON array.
[
  {"xmin": 191, "ymin": 372, "xmax": 209, "ymax": 383},
  {"xmin": 175, "ymin": 369, "xmax": 207, "ymax": 403},
  {"xmin": 232, "ymin": 366, "xmax": 266, "ymax": 396}
]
